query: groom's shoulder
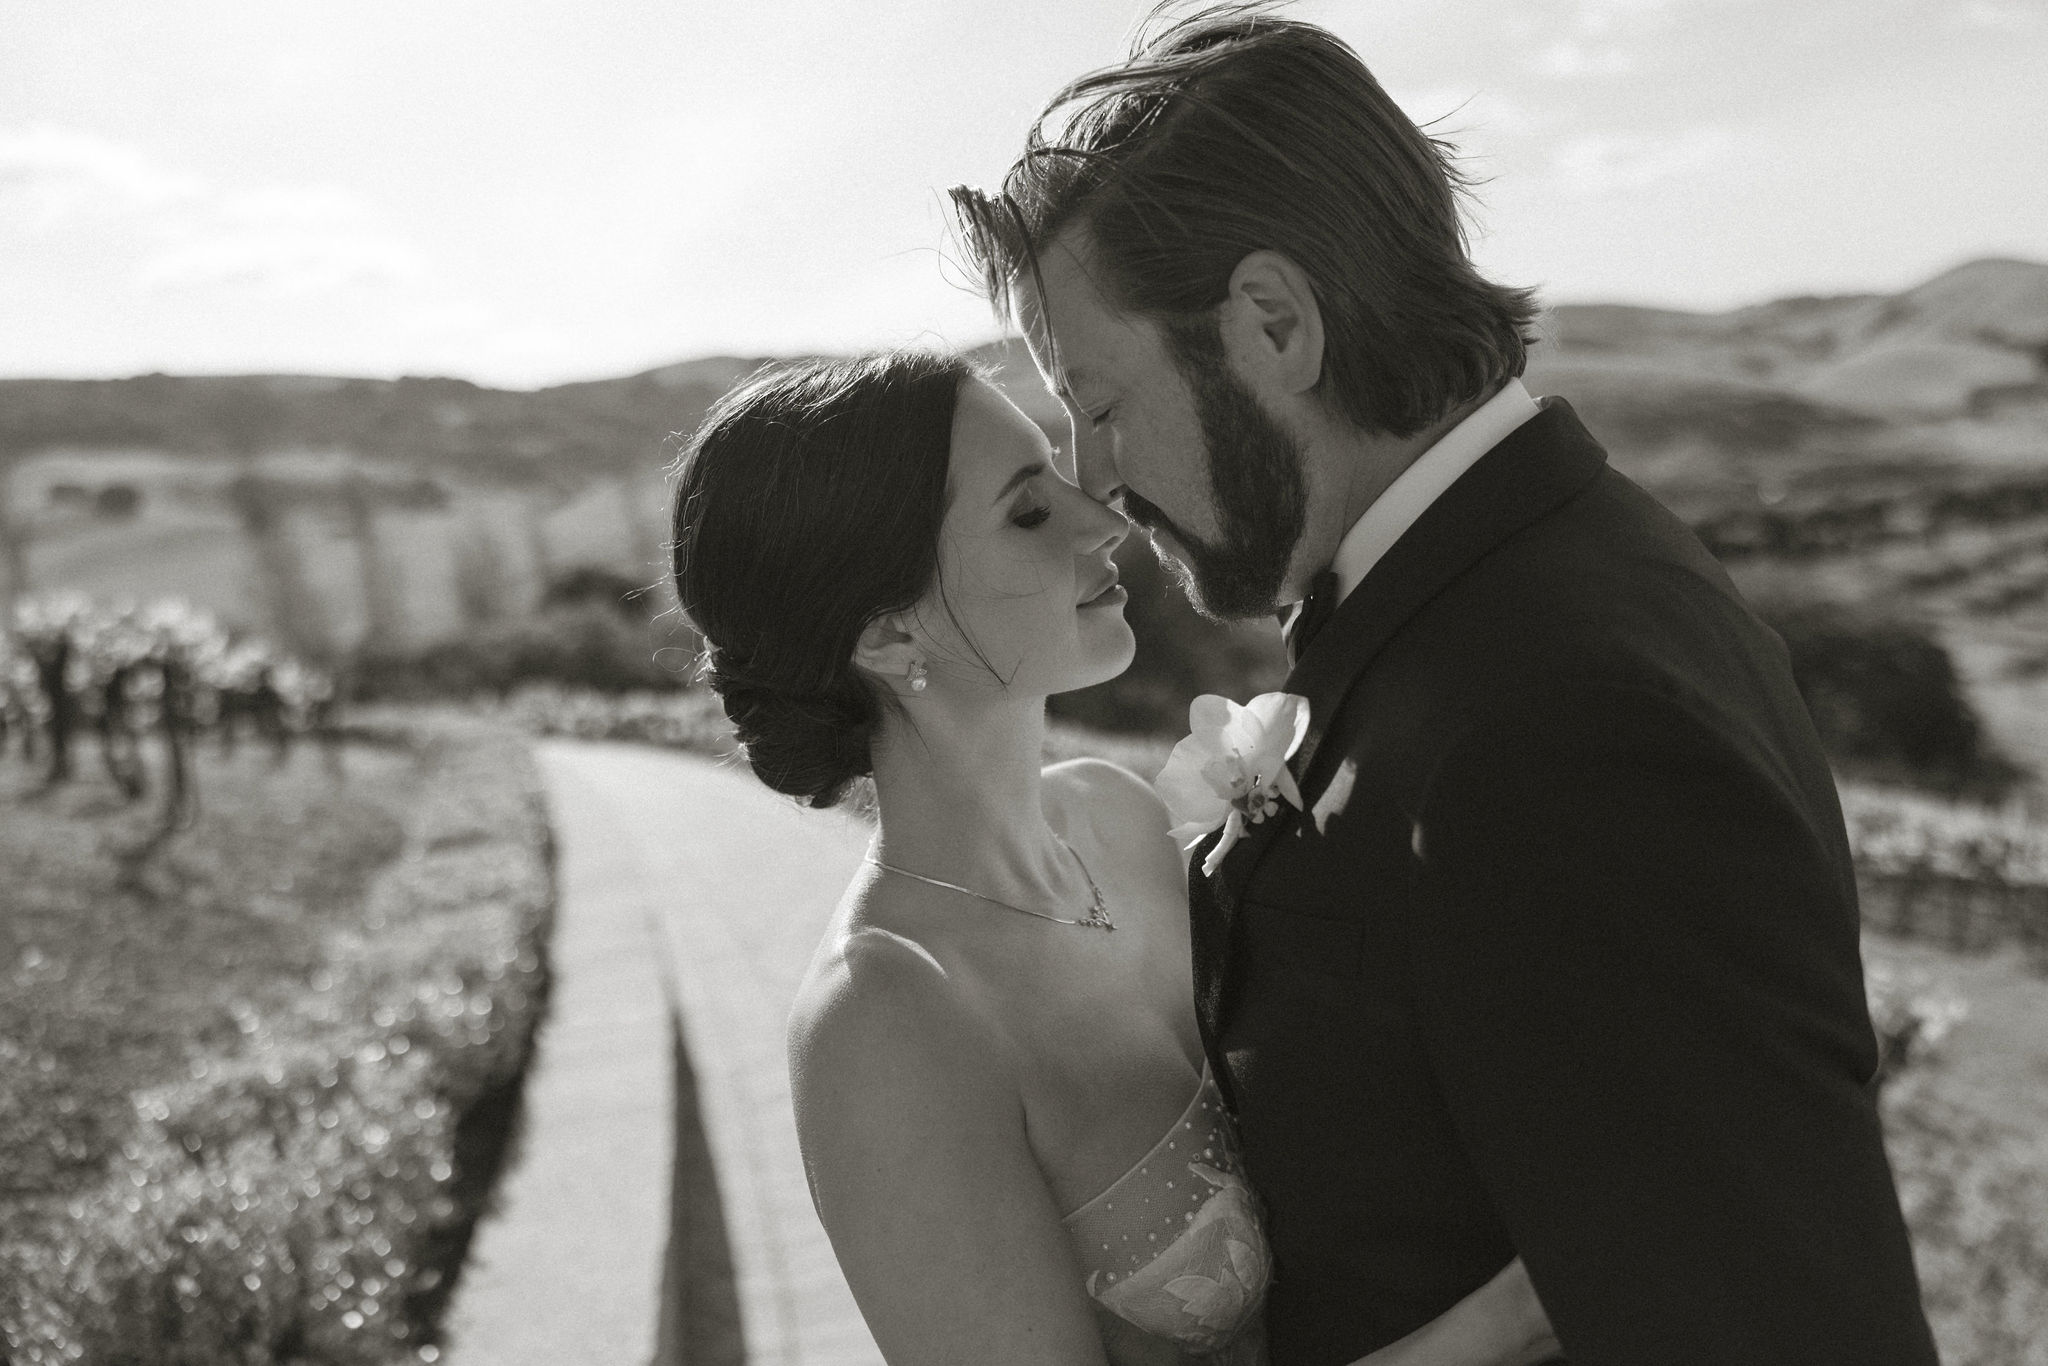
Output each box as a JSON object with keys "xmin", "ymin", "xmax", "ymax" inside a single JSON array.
[
  {"xmin": 1498, "ymin": 465, "xmax": 1730, "ymax": 599},
  {"xmin": 1425, "ymin": 466, "xmax": 1766, "ymax": 673},
  {"xmin": 1353, "ymin": 467, "xmax": 1820, "ymax": 779}
]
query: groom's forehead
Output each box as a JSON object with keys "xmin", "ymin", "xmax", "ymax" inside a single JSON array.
[
  {"xmin": 1028, "ymin": 229, "xmax": 1116, "ymax": 321},
  {"xmin": 1012, "ymin": 281, "xmax": 1072, "ymax": 398},
  {"xmin": 1016, "ymin": 232, "xmax": 1129, "ymax": 391}
]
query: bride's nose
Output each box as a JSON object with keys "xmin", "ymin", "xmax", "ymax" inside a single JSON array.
[{"xmin": 1071, "ymin": 483, "xmax": 1129, "ymax": 554}]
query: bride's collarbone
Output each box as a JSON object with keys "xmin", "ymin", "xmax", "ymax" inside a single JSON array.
[
  {"xmin": 824, "ymin": 868, "xmax": 1205, "ymax": 1214},
  {"xmin": 856, "ymin": 840, "xmax": 1180, "ymax": 960},
  {"xmin": 842, "ymin": 870, "xmax": 1195, "ymax": 1050}
]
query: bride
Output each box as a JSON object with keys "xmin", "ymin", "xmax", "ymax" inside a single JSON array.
[{"xmin": 669, "ymin": 348, "xmax": 1557, "ymax": 1365}]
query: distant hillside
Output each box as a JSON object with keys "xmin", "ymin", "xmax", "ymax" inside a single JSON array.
[
  {"xmin": 0, "ymin": 356, "xmax": 775, "ymax": 486},
  {"xmin": 2, "ymin": 258, "xmax": 2043, "ymax": 667},
  {"xmin": 1533, "ymin": 257, "xmax": 2048, "ymax": 432}
]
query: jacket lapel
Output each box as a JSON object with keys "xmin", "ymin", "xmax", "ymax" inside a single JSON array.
[{"xmin": 1190, "ymin": 400, "xmax": 1610, "ymax": 1064}]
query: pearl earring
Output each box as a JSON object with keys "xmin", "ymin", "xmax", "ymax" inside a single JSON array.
[{"xmin": 907, "ymin": 659, "xmax": 928, "ymax": 693}]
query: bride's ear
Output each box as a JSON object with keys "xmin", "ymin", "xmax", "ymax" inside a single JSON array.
[{"xmin": 851, "ymin": 612, "xmax": 921, "ymax": 687}]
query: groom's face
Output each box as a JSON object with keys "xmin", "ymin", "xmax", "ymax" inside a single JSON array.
[{"xmin": 1021, "ymin": 230, "xmax": 1308, "ymax": 621}]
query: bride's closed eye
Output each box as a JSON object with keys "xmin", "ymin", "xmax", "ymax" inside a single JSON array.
[{"xmin": 1011, "ymin": 503, "xmax": 1052, "ymax": 530}]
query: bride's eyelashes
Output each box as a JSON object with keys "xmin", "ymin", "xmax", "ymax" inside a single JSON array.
[{"xmin": 1011, "ymin": 503, "xmax": 1053, "ymax": 530}]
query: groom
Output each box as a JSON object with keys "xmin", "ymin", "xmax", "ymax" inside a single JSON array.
[{"xmin": 952, "ymin": 8, "xmax": 1939, "ymax": 1365}]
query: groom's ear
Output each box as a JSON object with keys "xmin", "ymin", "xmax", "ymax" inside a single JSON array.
[
  {"xmin": 1220, "ymin": 250, "xmax": 1325, "ymax": 398},
  {"xmin": 850, "ymin": 612, "xmax": 920, "ymax": 684}
]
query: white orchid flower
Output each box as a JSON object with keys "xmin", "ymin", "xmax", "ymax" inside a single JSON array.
[{"xmin": 1154, "ymin": 691, "xmax": 1311, "ymax": 876}]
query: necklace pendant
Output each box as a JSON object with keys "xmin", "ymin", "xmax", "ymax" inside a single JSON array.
[{"xmin": 1082, "ymin": 891, "xmax": 1116, "ymax": 931}]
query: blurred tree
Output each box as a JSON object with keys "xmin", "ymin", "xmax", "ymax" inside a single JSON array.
[
  {"xmin": 453, "ymin": 520, "xmax": 513, "ymax": 627},
  {"xmin": 0, "ymin": 461, "xmax": 26, "ymax": 613},
  {"xmin": 1761, "ymin": 599, "xmax": 2025, "ymax": 797},
  {"xmin": 93, "ymin": 484, "xmax": 142, "ymax": 519},
  {"xmin": 28, "ymin": 624, "xmax": 77, "ymax": 786},
  {"xmin": 351, "ymin": 600, "xmax": 686, "ymax": 700},
  {"xmin": 539, "ymin": 565, "xmax": 661, "ymax": 622}
]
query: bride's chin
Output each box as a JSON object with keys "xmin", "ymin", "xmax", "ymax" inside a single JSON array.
[{"xmin": 1077, "ymin": 628, "xmax": 1138, "ymax": 689}]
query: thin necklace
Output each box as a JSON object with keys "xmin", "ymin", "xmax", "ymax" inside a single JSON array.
[{"xmin": 865, "ymin": 833, "xmax": 1116, "ymax": 932}]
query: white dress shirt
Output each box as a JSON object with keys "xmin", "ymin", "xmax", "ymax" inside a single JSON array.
[{"xmin": 1326, "ymin": 377, "xmax": 1541, "ymax": 604}]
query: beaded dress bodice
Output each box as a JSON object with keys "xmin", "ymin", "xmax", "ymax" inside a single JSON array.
[{"xmin": 1062, "ymin": 1064, "xmax": 1271, "ymax": 1358}]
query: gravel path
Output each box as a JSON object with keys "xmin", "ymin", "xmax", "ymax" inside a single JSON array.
[{"xmin": 517, "ymin": 740, "xmax": 882, "ymax": 1366}]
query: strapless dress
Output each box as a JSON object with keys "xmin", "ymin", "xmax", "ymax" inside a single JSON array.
[{"xmin": 1062, "ymin": 1063, "xmax": 1271, "ymax": 1358}]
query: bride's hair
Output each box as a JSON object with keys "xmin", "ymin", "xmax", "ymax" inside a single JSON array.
[{"xmin": 669, "ymin": 350, "xmax": 970, "ymax": 808}]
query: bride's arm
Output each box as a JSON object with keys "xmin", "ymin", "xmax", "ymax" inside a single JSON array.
[
  {"xmin": 788, "ymin": 931, "xmax": 1111, "ymax": 1366},
  {"xmin": 1348, "ymin": 1258, "xmax": 1559, "ymax": 1366}
]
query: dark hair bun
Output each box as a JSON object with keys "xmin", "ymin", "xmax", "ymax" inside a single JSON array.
[
  {"xmin": 709, "ymin": 665, "xmax": 876, "ymax": 809},
  {"xmin": 670, "ymin": 351, "xmax": 968, "ymax": 808}
]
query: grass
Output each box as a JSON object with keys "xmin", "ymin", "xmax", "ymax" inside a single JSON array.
[
  {"xmin": 1869, "ymin": 936, "xmax": 2048, "ymax": 1366},
  {"xmin": 0, "ymin": 715, "xmax": 554, "ymax": 1364}
]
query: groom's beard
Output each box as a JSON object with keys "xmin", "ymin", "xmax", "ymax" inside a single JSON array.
[{"xmin": 1125, "ymin": 346, "xmax": 1308, "ymax": 623}]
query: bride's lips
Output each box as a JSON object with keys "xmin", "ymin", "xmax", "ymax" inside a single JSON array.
[{"xmin": 1078, "ymin": 567, "xmax": 1125, "ymax": 608}]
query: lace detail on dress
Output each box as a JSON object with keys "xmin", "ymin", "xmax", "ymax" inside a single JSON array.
[{"xmin": 1062, "ymin": 1064, "xmax": 1271, "ymax": 1355}]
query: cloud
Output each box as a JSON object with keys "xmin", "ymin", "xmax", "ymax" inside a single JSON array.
[
  {"xmin": 1529, "ymin": 39, "xmax": 1637, "ymax": 76},
  {"xmin": 1561, "ymin": 0, "xmax": 1680, "ymax": 23},
  {"xmin": 136, "ymin": 183, "xmax": 427, "ymax": 296},
  {"xmin": 0, "ymin": 126, "xmax": 427, "ymax": 297},
  {"xmin": 0, "ymin": 126, "xmax": 202, "ymax": 229},
  {"xmin": 1957, "ymin": 0, "xmax": 2044, "ymax": 31},
  {"xmin": 1546, "ymin": 126, "xmax": 1735, "ymax": 195},
  {"xmin": 1513, "ymin": 0, "xmax": 1689, "ymax": 79}
]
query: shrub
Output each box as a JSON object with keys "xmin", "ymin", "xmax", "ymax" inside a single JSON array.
[
  {"xmin": 1865, "ymin": 958, "xmax": 1971, "ymax": 1084},
  {"xmin": 538, "ymin": 565, "xmax": 665, "ymax": 622},
  {"xmin": 1843, "ymin": 785, "xmax": 2048, "ymax": 888},
  {"xmin": 1758, "ymin": 599, "xmax": 2024, "ymax": 797},
  {"xmin": 1885, "ymin": 1080, "xmax": 2048, "ymax": 1366},
  {"xmin": 351, "ymin": 604, "xmax": 689, "ymax": 700},
  {"xmin": 491, "ymin": 683, "xmax": 734, "ymax": 751},
  {"xmin": 0, "ymin": 720, "xmax": 553, "ymax": 1365},
  {"xmin": 93, "ymin": 483, "xmax": 142, "ymax": 519}
]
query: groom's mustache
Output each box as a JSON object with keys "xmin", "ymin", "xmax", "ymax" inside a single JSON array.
[{"xmin": 1120, "ymin": 488, "xmax": 1193, "ymax": 547}]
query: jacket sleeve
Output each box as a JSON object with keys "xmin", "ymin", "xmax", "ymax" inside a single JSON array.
[{"xmin": 1405, "ymin": 680, "xmax": 1937, "ymax": 1365}]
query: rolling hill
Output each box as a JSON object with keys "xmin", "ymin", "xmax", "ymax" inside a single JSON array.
[{"xmin": 1, "ymin": 258, "xmax": 2043, "ymax": 678}]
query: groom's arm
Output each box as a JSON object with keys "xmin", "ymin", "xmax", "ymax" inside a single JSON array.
[{"xmin": 1403, "ymin": 681, "xmax": 1937, "ymax": 1366}]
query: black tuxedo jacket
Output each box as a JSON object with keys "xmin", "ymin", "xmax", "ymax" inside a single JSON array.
[{"xmin": 1188, "ymin": 401, "xmax": 1937, "ymax": 1365}]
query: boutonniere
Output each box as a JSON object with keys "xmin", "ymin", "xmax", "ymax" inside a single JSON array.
[{"xmin": 1154, "ymin": 692, "xmax": 1311, "ymax": 876}]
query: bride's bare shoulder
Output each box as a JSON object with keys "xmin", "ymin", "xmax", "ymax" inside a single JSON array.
[
  {"xmin": 1041, "ymin": 756, "xmax": 1169, "ymax": 827},
  {"xmin": 787, "ymin": 919, "xmax": 1009, "ymax": 1121}
]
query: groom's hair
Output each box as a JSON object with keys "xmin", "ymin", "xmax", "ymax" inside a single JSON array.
[{"xmin": 949, "ymin": 2, "xmax": 1540, "ymax": 439}]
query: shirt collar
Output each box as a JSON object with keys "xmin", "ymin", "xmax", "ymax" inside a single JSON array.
[{"xmin": 1328, "ymin": 377, "xmax": 1541, "ymax": 603}]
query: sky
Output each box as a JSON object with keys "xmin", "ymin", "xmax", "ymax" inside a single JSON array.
[{"xmin": 3, "ymin": 0, "xmax": 2045, "ymax": 387}]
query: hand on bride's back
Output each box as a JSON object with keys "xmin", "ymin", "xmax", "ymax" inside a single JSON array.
[{"xmin": 1350, "ymin": 1258, "xmax": 1559, "ymax": 1366}]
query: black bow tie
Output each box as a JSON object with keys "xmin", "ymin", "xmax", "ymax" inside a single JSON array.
[{"xmin": 1284, "ymin": 568, "xmax": 1340, "ymax": 664}]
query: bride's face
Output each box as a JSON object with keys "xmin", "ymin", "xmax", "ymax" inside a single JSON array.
[{"xmin": 914, "ymin": 379, "xmax": 1135, "ymax": 700}]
